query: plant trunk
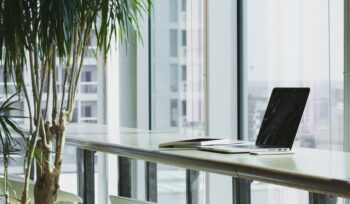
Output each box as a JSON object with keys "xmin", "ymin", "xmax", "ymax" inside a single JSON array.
[
  {"xmin": 34, "ymin": 172, "xmax": 58, "ymax": 204},
  {"xmin": 33, "ymin": 125, "xmax": 66, "ymax": 204}
]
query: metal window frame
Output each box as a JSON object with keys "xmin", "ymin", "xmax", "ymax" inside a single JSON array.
[
  {"xmin": 344, "ymin": 0, "xmax": 350, "ymax": 153},
  {"xmin": 237, "ymin": 0, "xmax": 244, "ymax": 140}
]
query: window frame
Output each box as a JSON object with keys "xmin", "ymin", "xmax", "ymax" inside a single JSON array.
[{"xmin": 344, "ymin": 0, "xmax": 350, "ymax": 152}]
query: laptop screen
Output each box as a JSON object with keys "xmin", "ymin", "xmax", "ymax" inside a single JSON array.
[{"xmin": 255, "ymin": 88, "xmax": 310, "ymax": 148}]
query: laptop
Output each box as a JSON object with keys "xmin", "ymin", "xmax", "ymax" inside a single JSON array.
[{"xmin": 198, "ymin": 87, "xmax": 310, "ymax": 153}]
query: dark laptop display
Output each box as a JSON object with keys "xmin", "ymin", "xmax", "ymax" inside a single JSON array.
[{"xmin": 255, "ymin": 88, "xmax": 310, "ymax": 149}]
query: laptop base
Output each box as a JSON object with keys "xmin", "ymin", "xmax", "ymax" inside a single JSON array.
[{"xmin": 198, "ymin": 146, "xmax": 251, "ymax": 154}]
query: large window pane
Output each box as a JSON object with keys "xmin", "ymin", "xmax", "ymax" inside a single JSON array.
[
  {"xmin": 59, "ymin": 33, "xmax": 106, "ymax": 198},
  {"xmin": 242, "ymin": 0, "xmax": 343, "ymax": 150},
  {"xmin": 151, "ymin": 0, "xmax": 205, "ymax": 203},
  {"xmin": 242, "ymin": 0, "xmax": 344, "ymax": 203},
  {"xmin": 151, "ymin": 0, "xmax": 205, "ymax": 134}
]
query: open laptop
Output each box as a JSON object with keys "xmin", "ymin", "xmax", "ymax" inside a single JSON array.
[{"xmin": 199, "ymin": 87, "xmax": 310, "ymax": 153}]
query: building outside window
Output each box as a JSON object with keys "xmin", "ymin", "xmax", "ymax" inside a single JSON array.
[
  {"xmin": 152, "ymin": 0, "xmax": 205, "ymax": 133},
  {"xmin": 151, "ymin": 0, "xmax": 205, "ymax": 203}
]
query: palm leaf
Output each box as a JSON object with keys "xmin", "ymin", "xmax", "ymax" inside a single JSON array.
[{"xmin": 0, "ymin": 94, "xmax": 26, "ymax": 149}]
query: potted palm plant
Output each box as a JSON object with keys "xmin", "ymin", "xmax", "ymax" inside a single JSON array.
[{"xmin": 0, "ymin": 0, "xmax": 149, "ymax": 203}]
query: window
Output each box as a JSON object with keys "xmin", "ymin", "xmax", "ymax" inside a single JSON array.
[
  {"xmin": 170, "ymin": 99, "xmax": 178, "ymax": 127},
  {"xmin": 170, "ymin": 29, "xmax": 178, "ymax": 57},
  {"xmin": 182, "ymin": 100, "xmax": 187, "ymax": 116},
  {"xmin": 151, "ymin": 0, "xmax": 205, "ymax": 203},
  {"xmin": 241, "ymin": 0, "xmax": 344, "ymax": 150},
  {"xmin": 152, "ymin": 0, "xmax": 205, "ymax": 133},
  {"xmin": 170, "ymin": 64, "xmax": 178, "ymax": 92},
  {"xmin": 81, "ymin": 101, "xmax": 97, "ymax": 118},
  {"xmin": 169, "ymin": 0, "xmax": 178, "ymax": 23},
  {"xmin": 82, "ymin": 71, "xmax": 91, "ymax": 82},
  {"xmin": 182, "ymin": 65, "xmax": 187, "ymax": 81},
  {"xmin": 81, "ymin": 85, "xmax": 98, "ymax": 93},
  {"xmin": 83, "ymin": 106, "xmax": 92, "ymax": 117},
  {"xmin": 182, "ymin": 30, "xmax": 187, "ymax": 46},
  {"xmin": 72, "ymin": 107, "xmax": 78, "ymax": 123},
  {"xmin": 58, "ymin": 29, "xmax": 105, "ymax": 195},
  {"xmin": 241, "ymin": 0, "xmax": 344, "ymax": 203},
  {"xmin": 182, "ymin": 0, "xmax": 187, "ymax": 12},
  {"xmin": 81, "ymin": 65, "xmax": 97, "ymax": 82},
  {"xmin": 81, "ymin": 67, "xmax": 98, "ymax": 94}
]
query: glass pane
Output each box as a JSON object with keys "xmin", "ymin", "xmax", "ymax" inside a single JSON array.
[
  {"xmin": 151, "ymin": 0, "xmax": 206, "ymax": 203},
  {"xmin": 242, "ymin": 0, "xmax": 344, "ymax": 203},
  {"xmin": 242, "ymin": 0, "xmax": 344, "ymax": 150},
  {"xmin": 58, "ymin": 33, "xmax": 106, "ymax": 199},
  {"xmin": 151, "ymin": 0, "xmax": 205, "ymax": 134}
]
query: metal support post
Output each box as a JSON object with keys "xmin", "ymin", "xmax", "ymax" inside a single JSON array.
[
  {"xmin": 309, "ymin": 192, "xmax": 337, "ymax": 204},
  {"xmin": 77, "ymin": 148, "xmax": 95, "ymax": 204},
  {"xmin": 118, "ymin": 156, "xmax": 132, "ymax": 197},
  {"xmin": 232, "ymin": 178, "xmax": 251, "ymax": 204},
  {"xmin": 186, "ymin": 170, "xmax": 200, "ymax": 204},
  {"xmin": 145, "ymin": 162, "xmax": 157, "ymax": 202}
]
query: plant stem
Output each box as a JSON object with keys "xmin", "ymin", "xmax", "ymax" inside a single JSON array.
[
  {"xmin": 4, "ymin": 156, "xmax": 9, "ymax": 204},
  {"xmin": 21, "ymin": 128, "xmax": 39, "ymax": 204},
  {"xmin": 19, "ymin": 65, "xmax": 33, "ymax": 135},
  {"xmin": 22, "ymin": 47, "xmax": 50, "ymax": 204}
]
